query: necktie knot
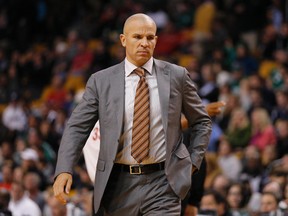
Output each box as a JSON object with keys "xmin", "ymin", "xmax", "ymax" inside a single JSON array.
[{"xmin": 134, "ymin": 67, "xmax": 145, "ymax": 77}]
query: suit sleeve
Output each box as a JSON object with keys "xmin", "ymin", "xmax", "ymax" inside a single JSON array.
[
  {"xmin": 54, "ymin": 74, "xmax": 99, "ymax": 177},
  {"xmin": 181, "ymin": 69, "xmax": 212, "ymax": 170}
]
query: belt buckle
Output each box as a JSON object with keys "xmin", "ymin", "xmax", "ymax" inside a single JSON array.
[{"xmin": 129, "ymin": 165, "xmax": 142, "ymax": 174}]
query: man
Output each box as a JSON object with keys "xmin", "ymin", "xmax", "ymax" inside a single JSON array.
[
  {"xmin": 260, "ymin": 192, "xmax": 283, "ymax": 216},
  {"xmin": 23, "ymin": 172, "xmax": 46, "ymax": 211},
  {"xmin": 199, "ymin": 190, "xmax": 232, "ymax": 216},
  {"xmin": 53, "ymin": 13, "xmax": 212, "ymax": 215},
  {"xmin": 8, "ymin": 181, "xmax": 41, "ymax": 216}
]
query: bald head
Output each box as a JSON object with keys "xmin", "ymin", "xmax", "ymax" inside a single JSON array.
[
  {"xmin": 123, "ymin": 13, "xmax": 157, "ymax": 35},
  {"xmin": 120, "ymin": 13, "xmax": 158, "ymax": 66}
]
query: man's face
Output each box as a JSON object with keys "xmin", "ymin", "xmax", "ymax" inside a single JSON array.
[
  {"xmin": 120, "ymin": 19, "xmax": 157, "ymax": 67},
  {"xmin": 200, "ymin": 194, "xmax": 225, "ymax": 216},
  {"xmin": 10, "ymin": 183, "xmax": 24, "ymax": 202},
  {"xmin": 200, "ymin": 194, "xmax": 218, "ymax": 211},
  {"xmin": 260, "ymin": 194, "xmax": 278, "ymax": 213}
]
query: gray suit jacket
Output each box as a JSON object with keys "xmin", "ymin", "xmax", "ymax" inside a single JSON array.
[{"xmin": 54, "ymin": 59, "xmax": 212, "ymax": 212}]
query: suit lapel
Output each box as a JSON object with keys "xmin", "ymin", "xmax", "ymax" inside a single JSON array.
[
  {"xmin": 154, "ymin": 59, "xmax": 170, "ymax": 134},
  {"xmin": 109, "ymin": 61, "xmax": 125, "ymax": 138}
]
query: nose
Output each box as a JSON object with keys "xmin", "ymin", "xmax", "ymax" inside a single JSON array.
[{"xmin": 140, "ymin": 37, "xmax": 148, "ymax": 47}]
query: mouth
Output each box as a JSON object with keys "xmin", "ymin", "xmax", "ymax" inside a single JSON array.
[{"xmin": 137, "ymin": 50, "xmax": 149, "ymax": 55}]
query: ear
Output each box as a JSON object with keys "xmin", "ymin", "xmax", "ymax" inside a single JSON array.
[
  {"xmin": 155, "ymin": 35, "xmax": 158, "ymax": 45},
  {"xmin": 120, "ymin": 34, "xmax": 126, "ymax": 47},
  {"xmin": 153, "ymin": 35, "xmax": 158, "ymax": 48}
]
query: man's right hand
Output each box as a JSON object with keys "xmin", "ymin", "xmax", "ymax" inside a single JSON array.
[{"xmin": 53, "ymin": 172, "xmax": 73, "ymax": 205}]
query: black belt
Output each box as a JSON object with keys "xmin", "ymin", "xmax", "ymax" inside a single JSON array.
[{"xmin": 113, "ymin": 161, "xmax": 165, "ymax": 175}]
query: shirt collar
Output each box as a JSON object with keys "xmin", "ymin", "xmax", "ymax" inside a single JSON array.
[{"xmin": 125, "ymin": 57, "xmax": 153, "ymax": 77}]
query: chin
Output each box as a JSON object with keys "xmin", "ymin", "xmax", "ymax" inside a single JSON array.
[{"xmin": 136, "ymin": 57, "xmax": 148, "ymax": 64}]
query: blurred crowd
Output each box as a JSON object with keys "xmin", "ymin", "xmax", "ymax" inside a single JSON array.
[{"xmin": 0, "ymin": 0, "xmax": 288, "ymax": 215}]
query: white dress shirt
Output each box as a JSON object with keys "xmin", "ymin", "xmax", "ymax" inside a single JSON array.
[{"xmin": 115, "ymin": 57, "xmax": 166, "ymax": 165}]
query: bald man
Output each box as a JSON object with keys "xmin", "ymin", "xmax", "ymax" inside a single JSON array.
[{"xmin": 53, "ymin": 13, "xmax": 211, "ymax": 215}]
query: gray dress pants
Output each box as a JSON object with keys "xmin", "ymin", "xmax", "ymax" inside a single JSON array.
[{"xmin": 100, "ymin": 166, "xmax": 181, "ymax": 216}]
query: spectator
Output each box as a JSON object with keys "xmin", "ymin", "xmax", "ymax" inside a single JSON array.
[
  {"xmin": 271, "ymin": 88, "xmax": 288, "ymax": 123},
  {"xmin": 217, "ymin": 138, "xmax": 242, "ymax": 181},
  {"xmin": 258, "ymin": 24, "xmax": 278, "ymax": 60},
  {"xmin": 240, "ymin": 146, "xmax": 263, "ymax": 193},
  {"xmin": 23, "ymin": 171, "xmax": 46, "ymax": 211},
  {"xmin": 198, "ymin": 61, "xmax": 219, "ymax": 104},
  {"xmin": 247, "ymin": 75, "xmax": 276, "ymax": 115},
  {"xmin": 227, "ymin": 183, "xmax": 250, "ymax": 216},
  {"xmin": 12, "ymin": 167, "xmax": 24, "ymax": 183},
  {"xmin": 39, "ymin": 74, "xmax": 68, "ymax": 111},
  {"xmin": 225, "ymin": 107, "xmax": 251, "ymax": 151},
  {"xmin": 204, "ymin": 153, "xmax": 222, "ymax": 190},
  {"xmin": 39, "ymin": 119, "xmax": 61, "ymax": 154},
  {"xmin": 12, "ymin": 137, "xmax": 27, "ymax": 166},
  {"xmin": 0, "ymin": 141, "xmax": 14, "ymax": 165},
  {"xmin": 249, "ymin": 108, "xmax": 277, "ymax": 151},
  {"xmin": 26, "ymin": 127, "xmax": 56, "ymax": 165},
  {"xmin": 2, "ymin": 92, "xmax": 27, "ymax": 134},
  {"xmin": 211, "ymin": 174, "xmax": 231, "ymax": 198},
  {"xmin": 20, "ymin": 148, "xmax": 47, "ymax": 190},
  {"xmin": 0, "ymin": 162, "xmax": 13, "ymax": 191},
  {"xmin": 199, "ymin": 189, "xmax": 232, "ymax": 216},
  {"xmin": 8, "ymin": 180, "xmax": 41, "ymax": 216},
  {"xmin": 274, "ymin": 119, "xmax": 288, "ymax": 158},
  {"xmin": 261, "ymin": 145, "xmax": 278, "ymax": 170},
  {"xmin": 233, "ymin": 43, "xmax": 258, "ymax": 77},
  {"xmin": 260, "ymin": 192, "xmax": 282, "ymax": 216}
]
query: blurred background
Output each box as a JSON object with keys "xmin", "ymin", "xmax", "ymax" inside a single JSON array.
[{"xmin": 0, "ymin": 0, "xmax": 288, "ymax": 215}]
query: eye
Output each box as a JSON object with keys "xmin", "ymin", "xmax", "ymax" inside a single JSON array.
[
  {"xmin": 147, "ymin": 35, "xmax": 155, "ymax": 40},
  {"xmin": 134, "ymin": 35, "xmax": 142, "ymax": 39}
]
